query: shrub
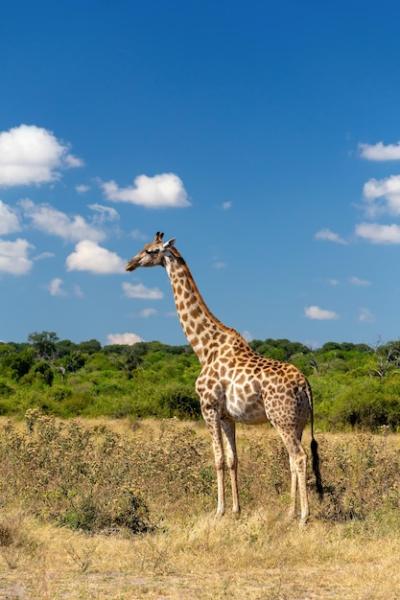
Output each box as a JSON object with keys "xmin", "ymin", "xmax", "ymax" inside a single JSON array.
[
  {"xmin": 33, "ymin": 361, "xmax": 54, "ymax": 386},
  {"xmin": 326, "ymin": 379, "xmax": 400, "ymax": 431},
  {"xmin": 52, "ymin": 387, "xmax": 73, "ymax": 403},
  {"xmin": 5, "ymin": 349, "xmax": 35, "ymax": 381},
  {"xmin": 62, "ymin": 351, "xmax": 86, "ymax": 373},
  {"xmin": 0, "ymin": 512, "xmax": 39, "ymax": 569},
  {"xmin": 0, "ymin": 380, "xmax": 13, "ymax": 397},
  {"xmin": 0, "ymin": 413, "xmax": 151, "ymax": 533},
  {"xmin": 159, "ymin": 386, "xmax": 201, "ymax": 419}
]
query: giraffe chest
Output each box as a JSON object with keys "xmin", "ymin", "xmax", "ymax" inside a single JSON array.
[{"xmin": 224, "ymin": 380, "xmax": 267, "ymax": 424}]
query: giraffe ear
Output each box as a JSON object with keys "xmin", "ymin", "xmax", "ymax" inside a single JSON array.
[
  {"xmin": 163, "ymin": 238, "xmax": 176, "ymax": 249},
  {"xmin": 154, "ymin": 231, "xmax": 164, "ymax": 242}
]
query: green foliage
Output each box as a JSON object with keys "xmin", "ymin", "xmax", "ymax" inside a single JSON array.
[
  {"xmin": 55, "ymin": 339, "xmax": 78, "ymax": 357},
  {"xmin": 0, "ymin": 380, "xmax": 13, "ymax": 397},
  {"xmin": 33, "ymin": 361, "xmax": 54, "ymax": 386},
  {"xmin": 28, "ymin": 331, "xmax": 59, "ymax": 359},
  {"xmin": 324, "ymin": 378, "xmax": 400, "ymax": 430},
  {"xmin": 78, "ymin": 339, "xmax": 102, "ymax": 354},
  {"xmin": 62, "ymin": 351, "xmax": 86, "ymax": 373},
  {"xmin": 250, "ymin": 338, "xmax": 311, "ymax": 361},
  {"xmin": 4, "ymin": 349, "xmax": 35, "ymax": 381},
  {"xmin": 159, "ymin": 385, "xmax": 201, "ymax": 419},
  {"xmin": 0, "ymin": 332, "xmax": 400, "ymax": 430}
]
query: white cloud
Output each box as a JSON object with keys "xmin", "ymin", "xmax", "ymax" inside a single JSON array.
[
  {"xmin": 212, "ymin": 260, "xmax": 226, "ymax": 269},
  {"xmin": 33, "ymin": 251, "xmax": 55, "ymax": 261},
  {"xmin": 76, "ymin": 184, "xmax": 90, "ymax": 193},
  {"xmin": 66, "ymin": 240, "xmax": 125, "ymax": 274},
  {"xmin": 122, "ymin": 281, "xmax": 163, "ymax": 300},
  {"xmin": 349, "ymin": 276, "xmax": 371, "ymax": 287},
  {"xmin": 0, "ymin": 238, "xmax": 33, "ymax": 275},
  {"xmin": 355, "ymin": 222, "xmax": 400, "ymax": 244},
  {"xmin": 88, "ymin": 203, "xmax": 119, "ymax": 223},
  {"xmin": 222, "ymin": 201, "xmax": 232, "ymax": 210},
  {"xmin": 327, "ymin": 278, "xmax": 339, "ymax": 286},
  {"xmin": 359, "ymin": 142, "xmax": 400, "ymax": 161},
  {"xmin": 0, "ymin": 200, "xmax": 20, "ymax": 235},
  {"xmin": 48, "ymin": 277, "xmax": 65, "ymax": 297},
  {"xmin": 64, "ymin": 154, "xmax": 84, "ymax": 168},
  {"xmin": 314, "ymin": 228, "xmax": 347, "ymax": 244},
  {"xmin": 21, "ymin": 199, "xmax": 104, "ymax": 242},
  {"xmin": 0, "ymin": 124, "xmax": 83, "ymax": 187},
  {"xmin": 305, "ymin": 305, "xmax": 338, "ymax": 320},
  {"xmin": 138, "ymin": 308, "xmax": 158, "ymax": 318},
  {"xmin": 130, "ymin": 228, "xmax": 148, "ymax": 241},
  {"xmin": 101, "ymin": 173, "xmax": 190, "ymax": 208},
  {"xmin": 107, "ymin": 332, "xmax": 143, "ymax": 345},
  {"xmin": 362, "ymin": 175, "xmax": 400, "ymax": 216},
  {"xmin": 358, "ymin": 307, "xmax": 375, "ymax": 323}
]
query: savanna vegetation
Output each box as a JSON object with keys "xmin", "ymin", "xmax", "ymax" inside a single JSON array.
[
  {"xmin": 0, "ymin": 416, "xmax": 400, "ymax": 598},
  {"xmin": 1, "ymin": 333, "xmax": 400, "ymax": 598},
  {"xmin": 1, "ymin": 331, "xmax": 400, "ymax": 430}
]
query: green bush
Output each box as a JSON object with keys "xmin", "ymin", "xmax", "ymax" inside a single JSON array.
[
  {"xmin": 0, "ymin": 380, "xmax": 13, "ymax": 397},
  {"xmin": 62, "ymin": 351, "xmax": 86, "ymax": 373},
  {"xmin": 5, "ymin": 349, "xmax": 35, "ymax": 381},
  {"xmin": 159, "ymin": 386, "xmax": 201, "ymax": 419},
  {"xmin": 33, "ymin": 361, "xmax": 54, "ymax": 386},
  {"xmin": 328, "ymin": 379, "xmax": 400, "ymax": 431},
  {"xmin": 0, "ymin": 331, "xmax": 399, "ymax": 431}
]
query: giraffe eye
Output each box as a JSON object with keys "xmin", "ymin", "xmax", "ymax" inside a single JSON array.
[{"xmin": 146, "ymin": 249, "xmax": 160, "ymax": 255}]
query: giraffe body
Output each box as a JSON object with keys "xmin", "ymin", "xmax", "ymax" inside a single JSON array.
[{"xmin": 126, "ymin": 233, "xmax": 321, "ymax": 525}]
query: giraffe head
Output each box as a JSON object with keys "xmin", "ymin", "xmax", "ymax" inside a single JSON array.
[{"xmin": 126, "ymin": 231, "xmax": 176, "ymax": 272}]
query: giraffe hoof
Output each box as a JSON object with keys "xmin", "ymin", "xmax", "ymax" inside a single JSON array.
[
  {"xmin": 215, "ymin": 509, "xmax": 225, "ymax": 519},
  {"xmin": 232, "ymin": 509, "xmax": 241, "ymax": 520}
]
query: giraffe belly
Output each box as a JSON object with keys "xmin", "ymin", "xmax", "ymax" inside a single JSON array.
[{"xmin": 224, "ymin": 385, "xmax": 267, "ymax": 424}]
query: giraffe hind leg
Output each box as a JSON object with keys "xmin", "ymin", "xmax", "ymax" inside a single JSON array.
[
  {"xmin": 287, "ymin": 455, "xmax": 297, "ymax": 520},
  {"xmin": 277, "ymin": 428, "xmax": 309, "ymax": 526}
]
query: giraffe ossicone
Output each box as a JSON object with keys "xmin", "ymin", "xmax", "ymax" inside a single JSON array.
[{"xmin": 126, "ymin": 232, "xmax": 323, "ymax": 525}]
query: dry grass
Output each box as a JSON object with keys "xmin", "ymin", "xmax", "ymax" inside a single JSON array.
[{"xmin": 0, "ymin": 417, "xmax": 400, "ymax": 599}]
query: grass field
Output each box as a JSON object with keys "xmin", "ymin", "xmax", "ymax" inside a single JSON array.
[{"xmin": 1, "ymin": 417, "xmax": 400, "ymax": 599}]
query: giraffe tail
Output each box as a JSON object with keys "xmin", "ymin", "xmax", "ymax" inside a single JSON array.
[{"xmin": 306, "ymin": 383, "xmax": 324, "ymax": 501}]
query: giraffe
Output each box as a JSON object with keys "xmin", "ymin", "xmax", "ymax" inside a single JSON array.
[{"xmin": 126, "ymin": 232, "xmax": 323, "ymax": 525}]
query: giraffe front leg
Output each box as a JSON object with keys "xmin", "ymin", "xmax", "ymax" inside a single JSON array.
[
  {"xmin": 221, "ymin": 417, "xmax": 240, "ymax": 516},
  {"xmin": 202, "ymin": 405, "xmax": 225, "ymax": 517}
]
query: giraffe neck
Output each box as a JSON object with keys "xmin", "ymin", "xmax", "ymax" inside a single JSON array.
[{"xmin": 164, "ymin": 251, "xmax": 232, "ymax": 364}]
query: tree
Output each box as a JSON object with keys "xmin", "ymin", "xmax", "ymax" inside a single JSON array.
[
  {"xmin": 5, "ymin": 349, "xmax": 35, "ymax": 381},
  {"xmin": 78, "ymin": 339, "xmax": 102, "ymax": 354},
  {"xmin": 28, "ymin": 331, "xmax": 59, "ymax": 360},
  {"xmin": 56, "ymin": 339, "xmax": 78, "ymax": 358},
  {"xmin": 371, "ymin": 342, "xmax": 400, "ymax": 380},
  {"xmin": 34, "ymin": 361, "xmax": 54, "ymax": 386},
  {"xmin": 63, "ymin": 351, "xmax": 86, "ymax": 373}
]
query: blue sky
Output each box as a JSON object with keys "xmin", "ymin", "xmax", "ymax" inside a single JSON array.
[{"xmin": 1, "ymin": 1, "xmax": 400, "ymax": 347}]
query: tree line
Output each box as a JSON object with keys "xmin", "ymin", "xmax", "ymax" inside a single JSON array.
[{"xmin": 0, "ymin": 332, "xmax": 400, "ymax": 430}]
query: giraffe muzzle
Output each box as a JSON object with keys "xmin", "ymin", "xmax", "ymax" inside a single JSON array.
[{"xmin": 125, "ymin": 258, "xmax": 139, "ymax": 272}]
